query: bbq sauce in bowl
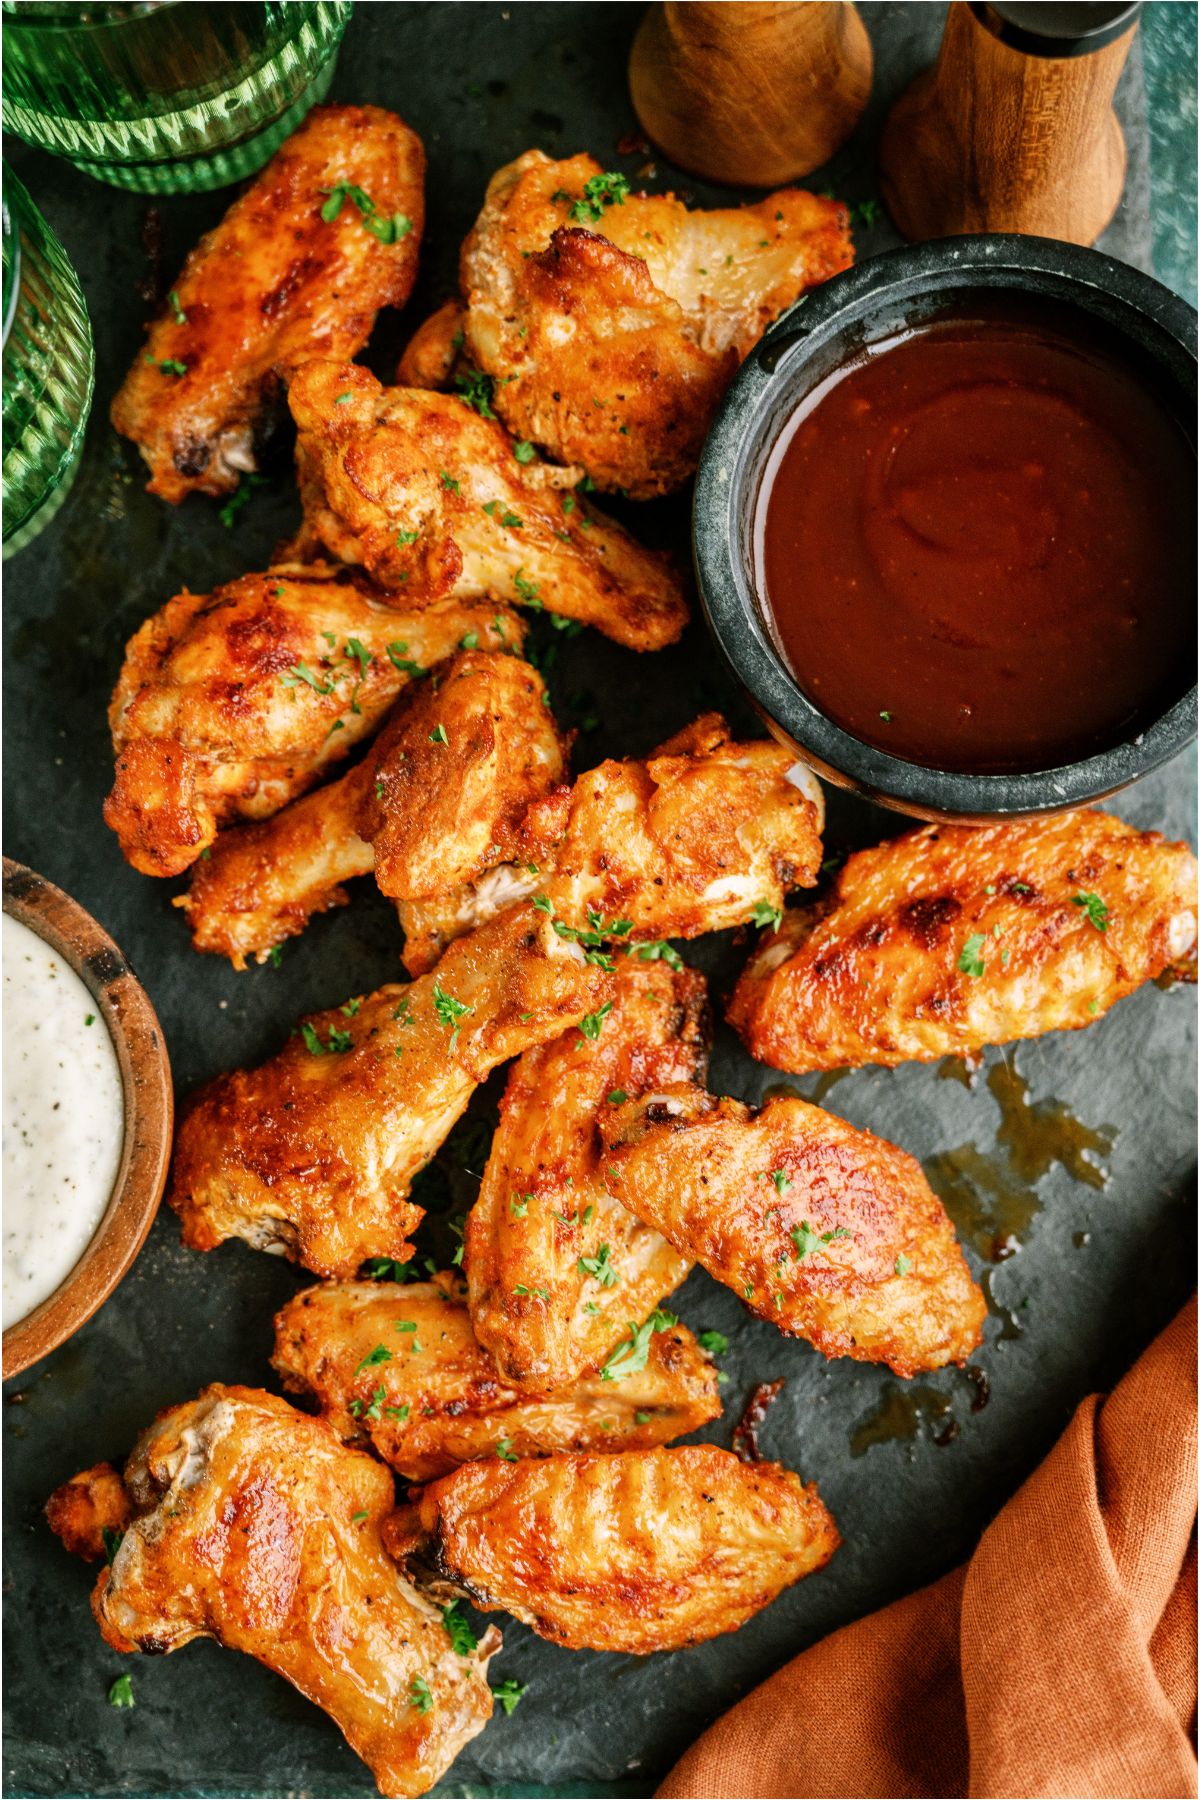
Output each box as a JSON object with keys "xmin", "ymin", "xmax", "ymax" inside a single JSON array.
[{"xmin": 754, "ymin": 296, "xmax": 1196, "ymax": 774}]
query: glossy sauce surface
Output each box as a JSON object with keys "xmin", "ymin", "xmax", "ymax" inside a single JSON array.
[
  {"xmin": 3, "ymin": 912, "xmax": 124, "ymax": 1327},
  {"xmin": 756, "ymin": 302, "xmax": 1195, "ymax": 772}
]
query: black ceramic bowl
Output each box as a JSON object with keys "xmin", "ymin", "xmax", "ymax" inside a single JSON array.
[{"xmin": 694, "ymin": 235, "xmax": 1198, "ymax": 821}]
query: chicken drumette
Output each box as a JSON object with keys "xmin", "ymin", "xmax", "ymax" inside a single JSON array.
[
  {"xmin": 466, "ymin": 960, "xmax": 707, "ymax": 1390},
  {"xmin": 169, "ymin": 899, "xmax": 612, "ymax": 1277},
  {"xmin": 287, "ymin": 360, "xmax": 687, "ymax": 649},
  {"xmin": 181, "ymin": 647, "xmax": 564, "ymax": 966},
  {"xmin": 46, "ymin": 1386, "xmax": 497, "ymax": 1800},
  {"xmin": 112, "ymin": 106, "xmax": 424, "ymax": 502},
  {"xmin": 385, "ymin": 1446, "xmax": 839, "ymax": 1654},
  {"xmin": 106, "ymin": 564, "xmax": 517, "ymax": 877},
  {"xmin": 729, "ymin": 810, "xmax": 1199, "ymax": 1074},
  {"xmin": 600, "ymin": 1087, "xmax": 985, "ymax": 1376},
  {"xmin": 272, "ymin": 1272, "xmax": 720, "ymax": 1481},
  {"xmin": 445, "ymin": 149, "xmax": 853, "ymax": 496}
]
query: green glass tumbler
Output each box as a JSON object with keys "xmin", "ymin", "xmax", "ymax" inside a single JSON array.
[
  {"xmin": 1, "ymin": 2, "xmax": 353, "ymax": 194},
  {"xmin": 2, "ymin": 165, "xmax": 95, "ymax": 559}
]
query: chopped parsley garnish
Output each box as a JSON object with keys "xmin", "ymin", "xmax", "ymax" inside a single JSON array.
[
  {"xmin": 496, "ymin": 1437, "xmax": 519, "ymax": 1461},
  {"xmin": 351, "ymin": 1510, "xmax": 368, "ymax": 1523},
  {"xmin": 493, "ymin": 1678, "xmax": 527, "ymax": 1715},
  {"xmin": 895, "ymin": 1253, "xmax": 912, "ymax": 1276},
  {"xmin": 578, "ymin": 1244, "xmax": 617, "ymax": 1287},
  {"xmin": 348, "ymin": 1383, "xmax": 388, "ymax": 1423},
  {"xmin": 634, "ymin": 1410, "xmax": 653, "ymax": 1425},
  {"xmin": 320, "ymin": 183, "xmax": 412, "ymax": 243},
  {"xmin": 428, "ymin": 722, "xmax": 449, "ymax": 746},
  {"xmin": 1072, "ymin": 891, "xmax": 1109, "ymax": 932},
  {"xmin": 454, "ymin": 369, "xmax": 497, "ymax": 418},
  {"xmin": 334, "ymin": 391, "xmax": 353, "ymax": 404},
  {"xmin": 606, "ymin": 1089, "xmax": 628, "ymax": 1106},
  {"xmin": 578, "ymin": 1001, "xmax": 613, "ymax": 1043},
  {"xmin": 509, "ymin": 1196, "xmax": 529, "ymax": 1218},
  {"xmin": 107, "ymin": 1674, "xmax": 135, "ymax": 1709},
  {"xmin": 513, "ymin": 1283, "xmax": 549, "ymax": 1299},
  {"xmin": 395, "ymin": 527, "xmax": 419, "ymax": 546},
  {"xmin": 460, "ymin": 631, "xmax": 479, "ymax": 649},
  {"xmin": 362, "ymin": 1256, "xmax": 416, "ymax": 1282},
  {"xmin": 167, "ymin": 290, "xmax": 187, "ymax": 325},
  {"xmin": 267, "ymin": 946, "xmax": 283, "ymax": 968},
  {"xmin": 442, "ymin": 1600, "xmax": 479, "ymax": 1655},
  {"xmin": 385, "ymin": 1402, "xmax": 411, "ymax": 1422},
  {"xmin": 439, "ymin": 469, "xmax": 461, "ymax": 493},
  {"xmin": 958, "ymin": 934, "xmax": 987, "ymax": 977},
  {"xmin": 791, "ymin": 1221, "xmax": 852, "ymax": 1261},
  {"xmin": 600, "ymin": 1308, "xmax": 678, "ymax": 1381},
  {"xmin": 299, "ymin": 1021, "xmax": 354, "ymax": 1055},
  {"xmin": 432, "ymin": 982, "xmax": 474, "ymax": 1051},
  {"xmin": 697, "ymin": 1330, "xmax": 729, "ymax": 1357},
  {"xmin": 629, "ymin": 939, "xmax": 684, "ymax": 971},
  {"xmin": 409, "ymin": 1675, "xmax": 434, "ymax": 1714},
  {"xmin": 567, "ymin": 170, "xmax": 631, "ymax": 223},
  {"xmin": 283, "ymin": 660, "xmax": 334, "ymax": 695},
  {"xmin": 84, "ymin": 1014, "xmax": 96, "ymax": 1027},
  {"xmin": 751, "ymin": 900, "xmax": 784, "ymax": 931},
  {"xmin": 770, "ymin": 1168, "xmax": 792, "ymax": 1194},
  {"xmin": 217, "ymin": 471, "xmax": 266, "ymax": 527},
  {"xmin": 101, "ymin": 1527, "xmax": 124, "ymax": 1566},
  {"xmin": 879, "ymin": 709, "xmax": 892, "ymax": 722},
  {"xmin": 853, "ymin": 197, "xmax": 882, "ymax": 228},
  {"xmin": 144, "ymin": 353, "xmax": 186, "ymax": 376},
  {"xmin": 513, "ymin": 439, "xmax": 536, "ymax": 463},
  {"xmin": 387, "ymin": 641, "xmax": 426, "ymax": 676},
  {"xmin": 395, "ymin": 1321, "xmax": 418, "ymax": 1333},
  {"xmin": 354, "ymin": 1344, "xmax": 393, "ymax": 1373}
]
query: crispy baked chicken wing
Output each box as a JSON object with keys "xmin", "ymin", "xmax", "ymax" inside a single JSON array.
[
  {"xmin": 288, "ymin": 360, "xmax": 687, "ymax": 649},
  {"xmin": 106, "ymin": 563, "xmax": 517, "ymax": 877},
  {"xmin": 466, "ymin": 961, "xmax": 707, "ymax": 1390},
  {"xmin": 181, "ymin": 648, "xmax": 563, "ymax": 966},
  {"xmin": 400, "ymin": 713, "xmax": 825, "ymax": 974},
  {"xmin": 272, "ymin": 1272, "xmax": 720, "ymax": 1481},
  {"xmin": 728, "ymin": 810, "xmax": 1199, "ymax": 1075},
  {"xmin": 169, "ymin": 900, "xmax": 612, "ymax": 1277},
  {"xmin": 457, "ymin": 150, "xmax": 853, "ymax": 496},
  {"xmin": 386, "ymin": 1446, "xmax": 839, "ymax": 1653},
  {"xmin": 600, "ymin": 1087, "xmax": 984, "ymax": 1376},
  {"xmin": 112, "ymin": 106, "xmax": 424, "ymax": 503},
  {"xmin": 44, "ymin": 1462, "xmax": 132, "ymax": 1561},
  {"xmin": 47, "ymin": 1386, "xmax": 495, "ymax": 1799}
]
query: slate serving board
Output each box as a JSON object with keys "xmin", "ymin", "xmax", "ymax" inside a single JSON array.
[{"xmin": 3, "ymin": 5, "xmax": 1195, "ymax": 1797}]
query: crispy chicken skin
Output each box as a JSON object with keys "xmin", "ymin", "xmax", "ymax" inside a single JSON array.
[
  {"xmin": 169, "ymin": 900, "xmax": 612, "ymax": 1277},
  {"xmin": 400, "ymin": 714, "xmax": 826, "ymax": 974},
  {"xmin": 44, "ymin": 1462, "xmax": 132, "ymax": 1561},
  {"xmin": 397, "ymin": 298, "xmax": 466, "ymax": 389},
  {"xmin": 387, "ymin": 1446, "xmax": 839, "ymax": 1653},
  {"xmin": 601, "ymin": 1087, "xmax": 984, "ymax": 1376},
  {"xmin": 47, "ymin": 1387, "xmax": 495, "ymax": 1799},
  {"xmin": 728, "ymin": 811, "xmax": 1200, "ymax": 1075},
  {"xmin": 458, "ymin": 150, "xmax": 853, "ymax": 496},
  {"xmin": 288, "ymin": 360, "xmax": 687, "ymax": 649},
  {"xmin": 181, "ymin": 648, "xmax": 563, "ymax": 966},
  {"xmin": 106, "ymin": 563, "xmax": 517, "ymax": 877},
  {"xmin": 272, "ymin": 1272, "xmax": 720, "ymax": 1481},
  {"xmin": 112, "ymin": 106, "xmax": 424, "ymax": 503},
  {"xmin": 466, "ymin": 962, "xmax": 707, "ymax": 1390}
]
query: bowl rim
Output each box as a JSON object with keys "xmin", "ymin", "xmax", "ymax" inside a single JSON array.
[
  {"xmin": 2, "ymin": 859, "xmax": 173, "ymax": 1379},
  {"xmin": 693, "ymin": 233, "xmax": 1198, "ymax": 823}
]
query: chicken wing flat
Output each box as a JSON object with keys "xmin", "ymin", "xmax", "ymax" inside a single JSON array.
[
  {"xmin": 288, "ymin": 360, "xmax": 687, "ymax": 649},
  {"xmin": 466, "ymin": 961, "xmax": 707, "ymax": 1390},
  {"xmin": 44, "ymin": 1462, "xmax": 132, "ymax": 1561},
  {"xmin": 47, "ymin": 1386, "xmax": 495, "ymax": 1799},
  {"xmin": 387, "ymin": 1446, "xmax": 839, "ymax": 1653},
  {"xmin": 458, "ymin": 150, "xmax": 853, "ymax": 496},
  {"xmin": 600, "ymin": 1087, "xmax": 984, "ymax": 1376},
  {"xmin": 728, "ymin": 810, "xmax": 1199, "ymax": 1075},
  {"xmin": 169, "ymin": 900, "xmax": 612, "ymax": 1277},
  {"xmin": 400, "ymin": 713, "xmax": 826, "ymax": 974},
  {"xmin": 181, "ymin": 648, "xmax": 563, "ymax": 966},
  {"xmin": 111, "ymin": 106, "xmax": 424, "ymax": 502},
  {"xmin": 106, "ymin": 563, "xmax": 517, "ymax": 877},
  {"xmin": 272, "ymin": 1272, "xmax": 720, "ymax": 1481}
]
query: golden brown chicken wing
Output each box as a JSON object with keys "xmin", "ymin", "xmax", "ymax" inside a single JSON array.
[
  {"xmin": 387, "ymin": 1446, "xmax": 839, "ymax": 1653},
  {"xmin": 111, "ymin": 106, "xmax": 424, "ymax": 503},
  {"xmin": 106, "ymin": 563, "xmax": 517, "ymax": 877},
  {"xmin": 169, "ymin": 900, "xmax": 612, "ymax": 1277},
  {"xmin": 600, "ymin": 1087, "xmax": 984, "ymax": 1376},
  {"xmin": 44, "ymin": 1462, "xmax": 132, "ymax": 1561},
  {"xmin": 47, "ymin": 1386, "xmax": 496, "ymax": 1799},
  {"xmin": 180, "ymin": 648, "xmax": 563, "ymax": 966},
  {"xmin": 456, "ymin": 150, "xmax": 853, "ymax": 496},
  {"xmin": 728, "ymin": 810, "xmax": 1199, "ymax": 1075},
  {"xmin": 400, "ymin": 713, "xmax": 825, "ymax": 974},
  {"xmin": 466, "ymin": 961, "xmax": 707, "ymax": 1390},
  {"xmin": 288, "ymin": 360, "xmax": 687, "ymax": 649},
  {"xmin": 272, "ymin": 1271, "xmax": 720, "ymax": 1481}
]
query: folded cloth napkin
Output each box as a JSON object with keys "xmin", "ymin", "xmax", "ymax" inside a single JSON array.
[{"xmin": 658, "ymin": 1296, "xmax": 1197, "ymax": 1800}]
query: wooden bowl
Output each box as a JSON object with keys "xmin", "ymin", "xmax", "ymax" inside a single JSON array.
[{"xmin": 2, "ymin": 860, "xmax": 172, "ymax": 1379}]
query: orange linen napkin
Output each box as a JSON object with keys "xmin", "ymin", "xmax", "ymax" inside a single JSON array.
[{"xmin": 659, "ymin": 1297, "xmax": 1198, "ymax": 1800}]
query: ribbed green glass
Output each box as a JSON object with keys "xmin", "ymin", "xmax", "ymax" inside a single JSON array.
[
  {"xmin": 1, "ymin": 2, "xmax": 353, "ymax": 194},
  {"xmin": 2, "ymin": 166, "xmax": 95, "ymax": 559}
]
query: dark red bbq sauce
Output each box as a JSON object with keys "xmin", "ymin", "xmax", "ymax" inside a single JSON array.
[{"xmin": 755, "ymin": 298, "xmax": 1196, "ymax": 773}]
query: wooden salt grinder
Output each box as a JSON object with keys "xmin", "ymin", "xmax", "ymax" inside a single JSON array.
[
  {"xmin": 880, "ymin": 2, "xmax": 1141, "ymax": 247},
  {"xmin": 628, "ymin": 2, "xmax": 873, "ymax": 188}
]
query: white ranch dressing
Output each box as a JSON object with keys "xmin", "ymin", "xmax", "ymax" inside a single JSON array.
[{"xmin": 3, "ymin": 912, "xmax": 124, "ymax": 1328}]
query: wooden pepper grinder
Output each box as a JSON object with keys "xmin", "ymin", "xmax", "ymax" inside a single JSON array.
[
  {"xmin": 628, "ymin": 2, "xmax": 873, "ymax": 188},
  {"xmin": 880, "ymin": 2, "xmax": 1141, "ymax": 247}
]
